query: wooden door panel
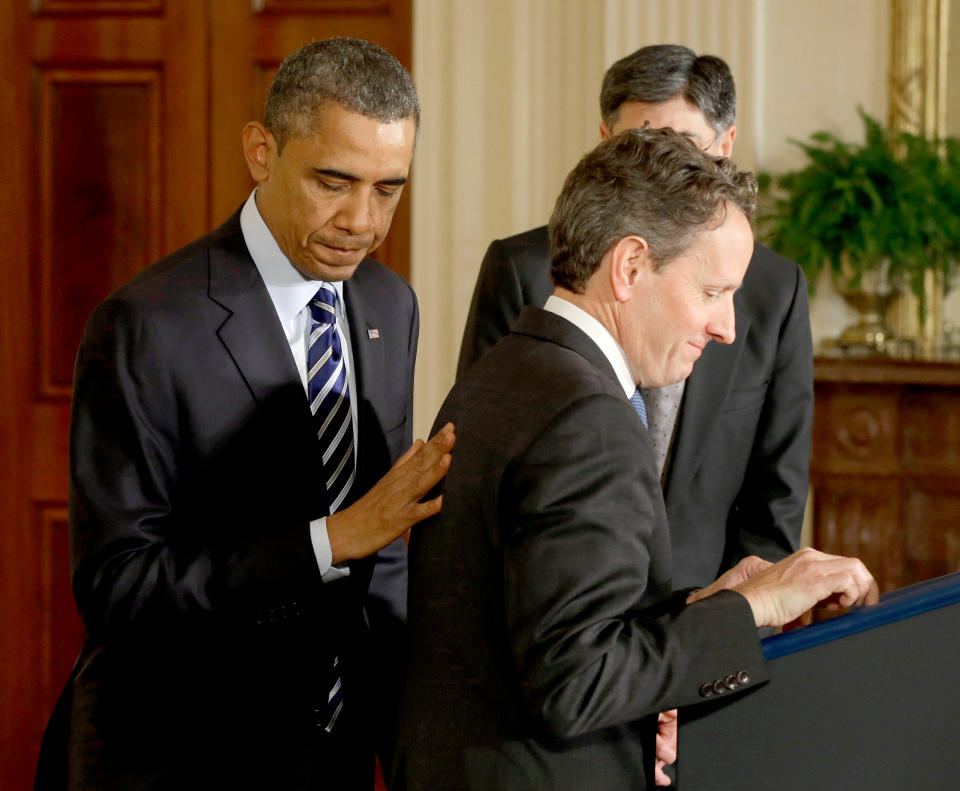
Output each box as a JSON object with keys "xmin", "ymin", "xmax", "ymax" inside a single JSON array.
[
  {"xmin": 36, "ymin": 69, "xmax": 163, "ymax": 396},
  {"xmin": 32, "ymin": 0, "xmax": 165, "ymax": 14}
]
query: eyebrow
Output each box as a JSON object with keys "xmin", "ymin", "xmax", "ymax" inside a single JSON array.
[{"xmin": 313, "ymin": 168, "xmax": 408, "ymax": 187}]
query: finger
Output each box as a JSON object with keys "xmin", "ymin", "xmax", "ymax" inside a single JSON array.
[
  {"xmin": 405, "ymin": 494, "xmax": 443, "ymax": 526},
  {"xmin": 853, "ymin": 564, "xmax": 878, "ymax": 606},
  {"xmin": 865, "ymin": 576, "xmax": 879, "ymax": 606},
  {"xmin": 391, "ymin": 424, "xmax": 455, "ymax": 475},
  {"xmin": 739, "ymin": 555, "xmax": 773, "ymax": 579},
  {"xmin": 427, "ymin": 422, "xmax": 456, "ymax": 451},
  {"xmin": 656, "ymin": 737, "xmax": 677, "ymax": 764},
  {"xmin": 405, "ymin": 428, "xmax": 455, "ymax": 475},
  {"xmin": 403, "ymin": 453, "xmax": 452, "ymax": 502},
  {"xmin": 392, "ymin": 438, "xmax": 425, "ymax": 470},
  {"xmin": 832, "ymin": 562, "xmax": 877, "ymax": 608},
  {"xmin": 654, "ymin": 762, "xmax": 672, "ymax": 786},
  {"xmin": 782, "ymin": 609, "xmax": 812, "ymax": 632}
]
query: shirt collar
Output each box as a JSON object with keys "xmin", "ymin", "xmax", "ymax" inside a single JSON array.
[
  {"xmin": 544, "ymin": 295, "xmax": 636, "ymax": 399},
  {"xmin": 239, "ymin": 189, "xmax": 344, "ymax": 322}
]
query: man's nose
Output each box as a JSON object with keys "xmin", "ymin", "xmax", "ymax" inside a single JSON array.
[
  {"xmin": 334, "ymin": 189, "xmax": 374, "ymax": 235},
  {"xmin": 708, "ymin": 296, "xmax": 736, "ymax": 345}
]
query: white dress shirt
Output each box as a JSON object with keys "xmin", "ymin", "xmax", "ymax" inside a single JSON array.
[
  {"xmin": 545, "ymin": 296, "xmax": 683, "ymax": 478},
  {"xmin": 544, "ymin": 295, "xmax": 636, "ymax": 399},
  {"xmin": 240, "ymin": 189, "xmax": 356, "ymax": 580}
]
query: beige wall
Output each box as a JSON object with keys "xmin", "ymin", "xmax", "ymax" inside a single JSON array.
[{"xmin": 411, "ymin": 0, "xmax": 892, "ymax": 436}]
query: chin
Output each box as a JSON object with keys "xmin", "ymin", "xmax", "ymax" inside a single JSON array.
[
  {"xmin": 295, "ymin": 258, "xmax": 363, "ymax": 283},
  {"xmin": 668, "ymin": 364, "xmax": 696, "ymax": 385}
]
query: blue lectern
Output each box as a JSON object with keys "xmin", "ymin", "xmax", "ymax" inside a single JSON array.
[{"xmin": 678, "ymin": 571, "xmax": 960, "ymax": 790}]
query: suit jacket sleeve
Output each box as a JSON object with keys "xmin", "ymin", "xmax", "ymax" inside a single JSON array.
[
  {"xmin": 725, "ymin": 263, "xmax": 813, "ymax": 568},
  {"xmin": 456, "ymin": 238, "xmax": 527, "ymax": 379},
  {"xmin": 69, "ymin": 296, "xmax": 325, "ymax": 638},
  {"xmin": 502, "ymin": 393, "xmax": 768, "ymax": 739}
]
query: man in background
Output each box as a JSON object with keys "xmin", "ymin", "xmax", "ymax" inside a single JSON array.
[
  {"xmin": 398, "ymin": 127, "xmax": 875, "ymax": 791},
  {"xmin": 36, "ymin": 38, "xmax": 453, "ymax": 790},
  {"xmin": 458, "ymin": 44, "xmax": 813, "ymax": 590}
]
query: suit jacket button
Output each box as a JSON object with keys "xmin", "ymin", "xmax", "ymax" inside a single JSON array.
[
  {"xmin": 712, "ymin": 680, "xmax": 727, "ymax": 696},
  {"xmin": 699, "ymin": 683, "xmax": 715, "ymax": 698},
  {"xmin": 724, "ymin": 674, "xmax": 740, "ymax": 690},
  {"xmin": 737, "ymin": 671, "xmax": 751, "ymax": 686}
]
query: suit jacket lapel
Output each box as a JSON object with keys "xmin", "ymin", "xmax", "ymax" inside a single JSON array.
[
  {"xmin": 664, "ymin": 301, "xmax": 751, "ymax": 501},
  {"xmin": 206, "ymin": 213, "xmax": 315, "ymax": 441}
]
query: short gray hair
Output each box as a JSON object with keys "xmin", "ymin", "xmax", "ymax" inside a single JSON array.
[
  {"xmin": 549, "ymin": 126, "xmax": 756, "ymax": 293},
  {"xmin": 264, "ymin": 37, "xmax": 420, "ymax": 152},
  {"xmin": 600, "ymin": 44, "xmax": 735, "ymax": 136}
]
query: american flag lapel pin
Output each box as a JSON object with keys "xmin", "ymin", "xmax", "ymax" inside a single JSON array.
[{"xmin": 367, "ymin": 328, "xmax": 380, "ymax": 339}]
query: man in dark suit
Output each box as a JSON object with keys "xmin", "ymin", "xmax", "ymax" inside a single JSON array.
[
  {"xmin": 36, "ymin": 38, "xmax": 454, "ymax": 790},
  {"xmin": 458, "ymin": 45, "xmax": 813, "ymax": 590},
  {"xmin": 396, "ymin": 128, "xmax": 876, "ymax": 791}
]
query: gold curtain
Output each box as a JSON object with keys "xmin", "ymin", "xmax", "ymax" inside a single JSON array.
[{"xmin": 887, "ymin": 0, "xmax": 950, "ymax": 349}]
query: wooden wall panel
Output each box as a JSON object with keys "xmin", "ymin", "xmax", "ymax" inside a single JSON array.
[
  {"xmin": 903, "ymin": 488, "xmax": 960, "ymax": 582},
  {"xmin": 902, "ymin": 390, "xmax": 960, "ymax": 474},
  {"xmin": 812, "ymin": 386, "xmax": 899, "ymax": 474},
  {"xmin": 813, "ymin": 359, "xmax": 960, "ymax": 594},
  {"xmin": 32, "ymin": 0, "xmax": 164, "ymax": 15},
  {"xmin": 255, "ymin": 0, "xmax": 391, "ymax": 12},
  {"xmin": 36, "ymin": 505, "xmax": 84, "ymax": 723},
  {"xmin": 37, "ymin": 69, "xmax": 162, "ymax": 397},
  {"xmin": 12, "ymin": 501, "xmax": 81, "ymax": 776}
]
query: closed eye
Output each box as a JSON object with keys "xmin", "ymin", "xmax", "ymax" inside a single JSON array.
[{"xmin": 317, "ymin": 178, "xmax": 349, "ymax": 192}]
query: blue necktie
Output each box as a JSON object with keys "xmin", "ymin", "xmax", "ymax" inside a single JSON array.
[
  {"xmin": 630, "ymin": 388, "xmax": 648, "ymax": 429},
  {"xmin": 307, "ymin": 284, "xmax": 352, "ymax": 734},
  {"xmin": 308, "ymin": 284, "xmax": 355, "ymax": 514}
]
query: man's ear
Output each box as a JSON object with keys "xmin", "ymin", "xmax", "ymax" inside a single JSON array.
[
  {"xmin": 609, "ymin": 236, "xmax": 651, "ymax": 302},
  {"xmin": 242, "ymin": 122, "xmax": 275, "ymax": 183},
  {"xmin": 718, "ymin": 124, "xmax": 736, "ymax": 158},
  {"xmin": 599, "ymin": 120, "xmax": 613, "ymax": 141}
]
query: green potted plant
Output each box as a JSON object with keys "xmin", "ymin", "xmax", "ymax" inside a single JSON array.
[{"xmin": 759, "ymin": 109, "xmax": 960, "ymax": 348}]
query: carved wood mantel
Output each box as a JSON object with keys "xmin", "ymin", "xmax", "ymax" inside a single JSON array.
[{"xmin": 812, "ymin": 355, "xmax": 960, "ymax": 593}]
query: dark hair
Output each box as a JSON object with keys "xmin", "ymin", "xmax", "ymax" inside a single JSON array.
[
  {"xmin": 549, "ymin": 126, "xmax": 756, "ymax": 293},
  {"xmin": 264, "ymin": 37, "xmax": 420, "ymax": 152},
  {"xmin": 600, "ymin": 44, "xmax": 735, "ymax": 135}
]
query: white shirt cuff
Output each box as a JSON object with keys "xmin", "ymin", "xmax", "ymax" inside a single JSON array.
[{"xmin": 309, "ymin": 517, "xmax": 351, "ymax": 582}]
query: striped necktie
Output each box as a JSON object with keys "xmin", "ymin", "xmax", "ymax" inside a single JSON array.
[
  {"xmin": 308, "ymin": 283, "xmax": 355, "ymax": 515},
  {"xmin": 630, "ymin": 388, "xmax": 648, "ymax": 429},
  {"xmin": 307, "ymin": 283, "xmax": 352, "ymax": 734}
]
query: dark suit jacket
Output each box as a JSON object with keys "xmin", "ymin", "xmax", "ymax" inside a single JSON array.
[
  {"xmin": 457, "ymin": 226, "xmax": 813, "ymax": 589},
  {"xmin": 395, "ymin": 307, "xmax": 768, "ymax": 791},
  {"xmin": 37, "ymin": 209, "xmax": 416, "ymax": 790}
]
